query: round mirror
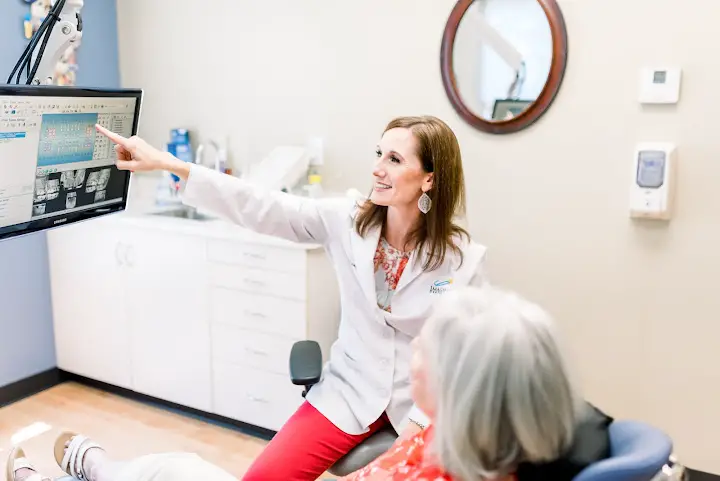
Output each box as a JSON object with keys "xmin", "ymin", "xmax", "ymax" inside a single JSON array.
[{"xmin": 440, "ymin": 0, "xmax": 568, "ymax": 134}]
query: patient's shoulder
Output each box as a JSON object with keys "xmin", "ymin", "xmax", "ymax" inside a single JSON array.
[
  {"xmin": 568, "ymin": 402, "xmax": 614, "ymax": 465},
  {"xmin": 516, "ymin": 402, "xmax": 613, "ymax": 481}
]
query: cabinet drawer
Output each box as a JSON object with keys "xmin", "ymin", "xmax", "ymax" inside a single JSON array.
[
  {"xmin": 207, "ymin": 239, "xmax": 306, "ymax": 273},
  {"xmin": 210, "ymin": 287, "xmax": 306, "ymax": 339},
  {"xmin": 209, "ymin": 263, "xmax": 306, "ymax": 301},
  {"xmin": 212, "ymin": 324, "xmax": 300, "ymax": 375},
  {"xmin": 212, "ymin": 361, "xmax": 304, "ymax": 431}
]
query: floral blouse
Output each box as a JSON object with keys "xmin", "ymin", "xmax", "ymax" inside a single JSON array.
[
  {"xmin": 340, "ymin": 425, "xmax": 453, "ymax": 481},
  {"xmin": 339, "ymin": 426, "xmax": 522, "ymax": 481},
  {"xmin": 374, "ymin": 237, "xmax": 410, "ymax": 312}
]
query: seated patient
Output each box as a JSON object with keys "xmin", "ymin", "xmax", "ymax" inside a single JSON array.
[
  {"xmin": 5, "ymin": 286, "xmax": 612, "ymax": 481},
  {"xmin": 340, "ymin": 285, "xmax": 613, "ymax": 481}
]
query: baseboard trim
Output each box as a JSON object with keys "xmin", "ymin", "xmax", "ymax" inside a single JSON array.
[
  {"xmin": 58, "ymin": 370, "xmax": 276, "ymax": 441},
  {"xmin": 688, "ymin": 469, "xmax": 720, "ymax": 481},
  {"xmin": 0, "ymin": 368, "xmax": 63, "ymax": 408}
]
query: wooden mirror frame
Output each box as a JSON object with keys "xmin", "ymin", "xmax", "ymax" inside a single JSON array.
[{"xmin": 440, "ymin": 0, "xmax": 568, "ymax": 134}]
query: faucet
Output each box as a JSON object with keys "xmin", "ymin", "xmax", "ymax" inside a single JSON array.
[{"xmin": 195, "ymin": 139, "xmax": 227, "ymax": 173}]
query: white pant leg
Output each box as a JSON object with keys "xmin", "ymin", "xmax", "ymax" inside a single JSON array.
[{"xmin": 113, "ymin": 453, "xmax": 238, "ymax": 481}]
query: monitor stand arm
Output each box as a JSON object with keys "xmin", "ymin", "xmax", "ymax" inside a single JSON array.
[{"xmin": 30, "ymin": 0, "xmax": 84, "ymax": 85}]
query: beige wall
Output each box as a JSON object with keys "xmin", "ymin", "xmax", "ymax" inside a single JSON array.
[{"xmin": 117, "ymin": 0, "xmax": 720, "ymax": 473}]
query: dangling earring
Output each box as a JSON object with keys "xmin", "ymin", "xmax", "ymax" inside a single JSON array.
[{"xmin": 418, "ymin": 192, "xmax": 432, "ymax": 214}]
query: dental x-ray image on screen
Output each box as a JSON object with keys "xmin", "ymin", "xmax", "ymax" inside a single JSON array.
[{"xmin": 0, "ymin": 85, "xmax": 142, "ymax": 242}]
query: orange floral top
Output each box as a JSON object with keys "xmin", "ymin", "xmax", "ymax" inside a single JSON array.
[
  {"xmin": 340, "ymin": 426, "xmax": 454, "ymax": 481},
  {"xmin": 339, "ymin": 427, "xmax": 522, "ymax": 481},
  {"xmin": 374, "ymin": 237, "xmax": 410, "ymax": 313}
]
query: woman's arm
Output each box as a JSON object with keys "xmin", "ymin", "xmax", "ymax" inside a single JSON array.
[
  {"xmin": 180, "ymin": 162, "xmax": 345, "ymax": 244},
  {"xmin": 384, "ymin": 405, "xmax": 428, "ymax": 453},
  {"xmin": 403, "ymin": 404, "xmax": 430, "ymax": 437},
  {"xmin": 94, "ymin": 125, "xmax": 347, "ymax": 245},
  {"xmin": 162, "ymin": 154, "xmax": 192, "ymax": 180}
]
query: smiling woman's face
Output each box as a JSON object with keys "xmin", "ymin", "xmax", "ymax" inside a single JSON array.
[{"xmin": 370, "ymin": 127, "xmax": 433, "ymax": 209}]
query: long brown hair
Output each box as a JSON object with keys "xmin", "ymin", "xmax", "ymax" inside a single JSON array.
[{"xmin": 355, "ymin": 115, "xmax": 469, "ymax": 271}]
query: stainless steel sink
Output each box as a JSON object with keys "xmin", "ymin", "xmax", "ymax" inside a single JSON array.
[{"xmin": 149, "ymin": 207, "xmax": 215, "ymax": 221}]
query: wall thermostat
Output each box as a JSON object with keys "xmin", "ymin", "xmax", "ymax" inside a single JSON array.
[
  {"xmin": 639, "ymin": 67, "xmax": 682, "ymax": 104},
  {"xmin": 629, "ymin": 143, "xmax": 677, "ymax": 220}
]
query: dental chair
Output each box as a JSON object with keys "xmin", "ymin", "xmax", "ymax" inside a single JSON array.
[
  {"xmin": 573, "ymin": 420, "xmax": 674, "ymax": 481},
  {"xmin": 289, "ymin": 342, "xmax": 678, "ymax": 481},
  {"xmin": 289, "ymin": 340, "xmax": 398, "ymax": 476}
]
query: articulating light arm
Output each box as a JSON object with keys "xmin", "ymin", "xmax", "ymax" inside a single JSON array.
[{"xmin": 7, "ymin": 0, "xmax": 84, "ymax": 86}]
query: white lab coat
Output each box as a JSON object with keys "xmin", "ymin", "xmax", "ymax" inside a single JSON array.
[{"xmin": 182, "ymin": 164, "xmax": 487, "ymax": 435}]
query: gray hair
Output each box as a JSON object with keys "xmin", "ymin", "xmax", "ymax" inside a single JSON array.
[{"xmin": 420, "ymin": 285, "xmax": 580, "ymax": 481}]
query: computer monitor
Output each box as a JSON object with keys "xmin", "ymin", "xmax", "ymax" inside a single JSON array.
[{"xmin": 0, "ymin": 85, "xmax": 142, "ymax": 242}]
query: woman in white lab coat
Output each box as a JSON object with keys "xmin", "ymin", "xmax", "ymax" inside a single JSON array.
[{"xmin": 94, "ymin": 115, "xmax": 487, "ymax": 481}]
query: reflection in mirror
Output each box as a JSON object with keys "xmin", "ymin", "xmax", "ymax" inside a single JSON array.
[{"xmin": 452, "ymin": 0, "xmax": 553, "ymax": 122}]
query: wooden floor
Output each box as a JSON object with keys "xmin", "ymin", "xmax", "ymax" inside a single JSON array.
[{"xmin": 0, "ymin": 382, "xmax": 335, "ymax": 479}]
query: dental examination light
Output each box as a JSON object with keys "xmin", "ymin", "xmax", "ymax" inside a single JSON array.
[{"xmin": 7, "ymin": 0, "xmax": 84, "ymax": 86}]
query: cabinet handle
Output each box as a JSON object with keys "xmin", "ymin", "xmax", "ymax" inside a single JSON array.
[
  {"xmin": 243, "ymin": 278, "xmax": 265, "ymax": 288},
  {"xmin": 243, "ymin": 252, "xmax": 266, "ymax": 260},
  {"xmin": 125, "ymin": 245, "xmax": 135, "ymax": 267},
  {"xmin": 245, "ymin": 347, "xmax": 269, "ymax": 357},
  {"xmin": 115, "ymin": 243, "xmax": 125, "ymax": 266},
  {"xmin": 246, "ymin": 394, "xmax": 269, "ymax": 404},
  {"xmin": 244, "ymin": 310, "xmax": 266, "ymax": 319}
]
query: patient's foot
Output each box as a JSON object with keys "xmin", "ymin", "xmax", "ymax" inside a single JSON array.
[
  {"xmin": 9, "ymin": 461, "xmax": 51, "ymax": 481},
  {"xmin": 63, "ymin": 437, "xmax": 109, "ymax": 481},
  {"xmin": 8, "ymin": 447, "xmax": 51, "ymax": 481},
  {"xmin": 12, "ymin": 467, "xmax": 39, "ymax": 481}
]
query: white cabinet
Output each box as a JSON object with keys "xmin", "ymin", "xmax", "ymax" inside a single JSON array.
[
  {"xmin": 47, "ymin": 214, "xmax": 341, "ymax": 433},
  {"xmin": 47, "ymin": 217, "xmax": 213, "ymax": 412},
  {"xmin": 205, "ymin": 237, "xmax": 340, "ymax": 431},
  {"xmin": 47, "ymin": 219, "xmax": 133, "ymax": 389},
  {"xmin": 123, "ymin": 228, "xmax": 211, "ymax": 412}
]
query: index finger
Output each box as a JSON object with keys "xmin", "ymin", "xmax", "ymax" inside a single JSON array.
[{"xmin": 95, "ymin": 124, "xmax": 129, "ymax": 146}]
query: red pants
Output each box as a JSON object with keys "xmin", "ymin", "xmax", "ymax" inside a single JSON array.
[{"xmin": 242, "ymin": 401, "xmax": 392, "ymax": 481}]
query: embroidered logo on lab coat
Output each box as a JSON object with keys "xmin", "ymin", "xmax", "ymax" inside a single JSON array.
[{"xmin": 430, "ymin": 278, "xmax": 453, "ymax": 294}]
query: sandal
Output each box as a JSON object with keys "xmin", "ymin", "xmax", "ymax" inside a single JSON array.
[
  {"xmin": 5, "ymin": 446, "xmax": 51, "ymax": 481},
  {"xmin": 53, "ymin": 431, "xmax": 104, "ymax": 480}
]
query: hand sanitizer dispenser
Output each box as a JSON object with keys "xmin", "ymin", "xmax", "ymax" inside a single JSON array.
[{"xmin": 629, "ymin": 143, "xmax": 677, "ymax": 220}]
